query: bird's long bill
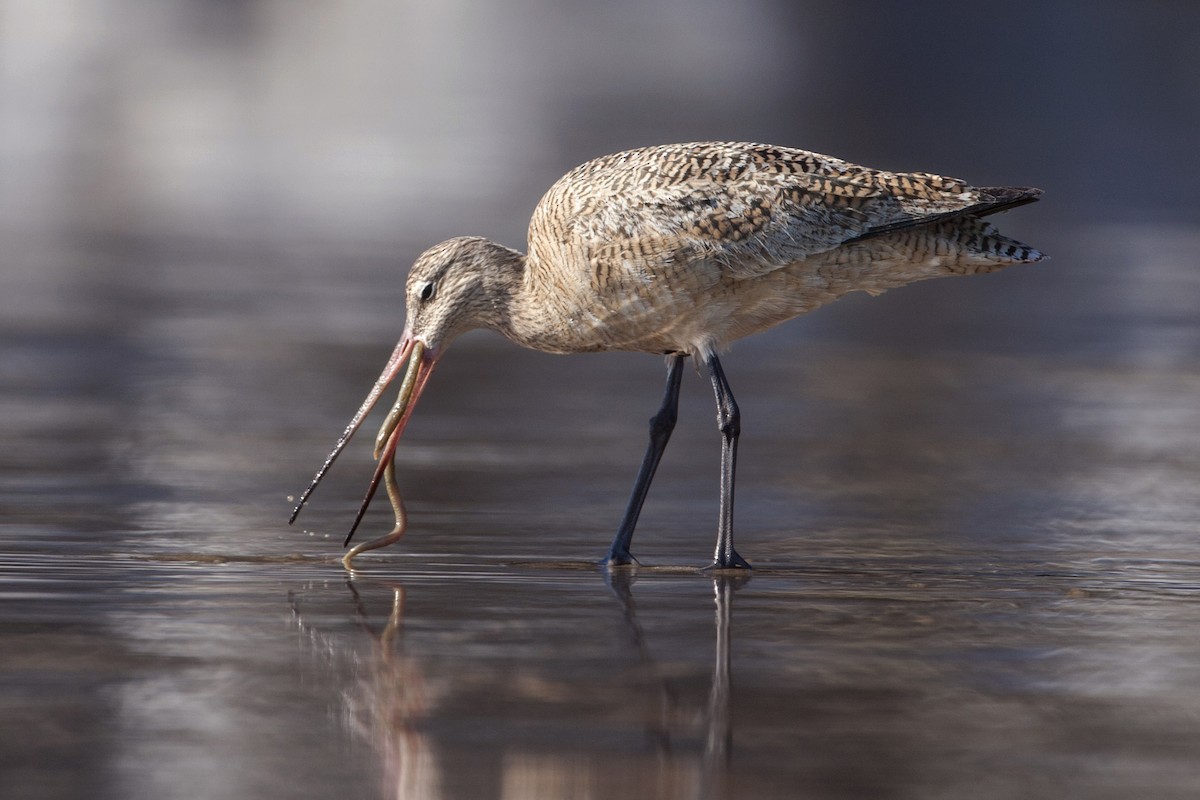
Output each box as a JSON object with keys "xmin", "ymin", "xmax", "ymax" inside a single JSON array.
[
  {"xmin": 288, "ymin": 337, "xmax": 437, "ymax": 533},
  {"xmin": 341, "ymin": 339, "xmax": 439, "ymax": 546}
]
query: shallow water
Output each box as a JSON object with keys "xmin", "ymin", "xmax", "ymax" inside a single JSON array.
[
  {"xmin": 9, "ymin": 547, "xmax": 1200, "ymax": 800},
  {"xmin": 6, "ymin": 222, "xmax": 1200, "ymax": 800}
]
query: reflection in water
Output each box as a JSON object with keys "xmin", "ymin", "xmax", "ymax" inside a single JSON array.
[
  {"xmin": 294, "ymin": 572, "xmax": 747, "ymax": 800},
  {"xmin": 347, "ymin": 583, "xmax": 441, "ymax": 800},
  {"xmin": 291, "ymin": 581, "xmax": 442, "ymax": 800},
  {"xmin": 605, "ymin": 569, "xmax": 749, "ymax": 800},
  {"xmin": 603, "ymin": 570, "xmax": 675, "ymax": 758},
  {"xmin": 703, "ymin": 576, "xmax": 742, "ymax": 779}
]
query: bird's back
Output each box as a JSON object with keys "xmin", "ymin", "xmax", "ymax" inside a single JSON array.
[{"xmin": 517, "ymin": 142, "xmax": 1042, "ymax": 355}]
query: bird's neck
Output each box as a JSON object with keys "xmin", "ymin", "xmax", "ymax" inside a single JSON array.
[
  {"xmin": 475, "ymin": 242, "xmax": 590, "ymax": 354},
  {"xmin": 470, "ymin": 241, "xmax": 530, "ymax": 341}
]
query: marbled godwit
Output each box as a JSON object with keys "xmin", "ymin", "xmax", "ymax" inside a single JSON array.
[{"xmin": 290, "ymin": 142, "xmax": 1044, "ymax": 569}]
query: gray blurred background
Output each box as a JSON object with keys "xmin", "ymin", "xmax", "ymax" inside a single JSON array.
[
  {"xmin": 5, "ymin": 1, "xmax": 1196, "ymax": 254},
  {"xmin": 2, "ymin": 0, "xmax": 1198, "ymax": 548},
  {"xmin": 4, "ymin": 0, "xmax": 1199, "ymax": 547}
]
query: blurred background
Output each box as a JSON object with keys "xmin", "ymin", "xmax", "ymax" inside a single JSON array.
[
  {"xmin": 3, "ymin": 0, "xmax": 1197, "ymax": 552},
  {"xmin": 6, "ymin": 1, "xmax": 1198, "ymax": 250},
  {"xmin": 4, "ymin": 2, "xmax": 1200, "ymax": 799}
]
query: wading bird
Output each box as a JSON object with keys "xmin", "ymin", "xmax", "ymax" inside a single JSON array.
[{"xmin": 290, "ymin": 142, "xmax": 1043, "ymax": 569}]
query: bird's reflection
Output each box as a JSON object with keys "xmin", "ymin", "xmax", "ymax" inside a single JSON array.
[
  {"xmin": 345, "ymin": 581, "xmax": 442, "ymax": 800},
  {"xmin": 704, "ymin": 575, "xmax": 740, "ymax": 772},
  {"xmin": 294, "ymin": 570, "xmax": 748, "ymax": 800},
  {"xmin": 289, "ymin": 580, "xmax": 442, "ymax": 799},
  {"xmin": 605, "ymin": 569, "xmax": 748, "ymax": 800},
  {"xmin": 603, "ymin": 570, "xmax": 677, "ymax": 757}
]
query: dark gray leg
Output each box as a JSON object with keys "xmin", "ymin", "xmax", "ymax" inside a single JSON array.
[
  {"xmin": 703, "ymin": 353, "xmax": 751, "ymax": 570},
  {"xmin": 604, "ymin": 355, "xmax": 685, "ymax": 566}
]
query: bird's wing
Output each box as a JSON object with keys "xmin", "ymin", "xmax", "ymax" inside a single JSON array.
[{"xmin": 552, "ymin": 142, "xmax": 1040, "ymax": 281}]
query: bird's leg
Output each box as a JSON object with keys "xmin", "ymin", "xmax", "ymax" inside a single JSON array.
[
  {"xmin": 603, "ymin": 354, "xmax": 685, "ymax": 566},
  {"xmin": 703, "ymin": 353, "xmax": 751, "ymax": 570}
]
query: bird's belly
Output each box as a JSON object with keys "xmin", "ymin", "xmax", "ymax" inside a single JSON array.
[
  {"xmin": 517, "ymin": 277, "xmax": 804, "ymax": 356},
  {"xmin": 515, "ymin": 224, "xmax": 1013, "ymax": 356}
]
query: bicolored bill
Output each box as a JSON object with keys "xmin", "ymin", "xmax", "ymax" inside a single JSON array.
[{"xmin": 289, "ymin": 335, "xmax": 440, "ymax": 547}]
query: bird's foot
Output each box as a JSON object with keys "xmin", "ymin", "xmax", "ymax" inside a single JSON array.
[
  {"xmin": 601, "ymin": 549, "xmax": 640, "ymax": 568},
  {"xmin": 702, "ymin": 549, "xmax": 752, "ymax": 572}
]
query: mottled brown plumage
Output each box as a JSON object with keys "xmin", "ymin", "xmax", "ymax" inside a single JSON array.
[{"xmin": 291, "ymin": 142, "xmax": 1044, "ymax": 569}]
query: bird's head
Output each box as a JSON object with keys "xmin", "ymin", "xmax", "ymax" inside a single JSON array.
[
  {"xmin": 288, "ymin": 236, "xmax": 524, "ymax": 544},
  {"xmin": 402, "ymin": 236, "xmax": 523, "ymax": 353}
]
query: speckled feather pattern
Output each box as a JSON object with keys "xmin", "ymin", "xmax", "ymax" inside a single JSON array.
[
  {"xmin": 404, "ymin": 142, "xmax": 1044, "ymax": 358},
  {"xmin": 296, "ymin": 142, "xmax": 1044, "ymax": 564}
]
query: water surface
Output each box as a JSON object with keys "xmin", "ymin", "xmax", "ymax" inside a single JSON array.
[{"xmin": 6, "ymin": 224, "xmax": 1200, "ymax": 799}]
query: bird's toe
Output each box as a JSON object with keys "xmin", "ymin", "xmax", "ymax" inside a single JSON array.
[
  {"xmin": 601, "ymin": 549, "xmax": 640, "ymax": 568},
  {"xmin": 703, "ymin": 550, "xmax": 752, "ymax": 571}
]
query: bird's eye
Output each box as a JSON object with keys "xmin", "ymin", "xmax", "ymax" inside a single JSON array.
[{"xmin": 417, "ymin": 281, "xmax": 436, "ymax": 302}]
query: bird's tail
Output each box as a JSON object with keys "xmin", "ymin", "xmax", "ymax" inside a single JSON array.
[
  {"xmin": 811, "ymin": 213, "xmax": 1046, "ymax": 301},
  {"xmin": 933, "ymin": 214, "xmax": 1046, "ymax": 274},
  {"xmin": 972, "ymin": 186, "xmax": 1044, "ymax": 217}
]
